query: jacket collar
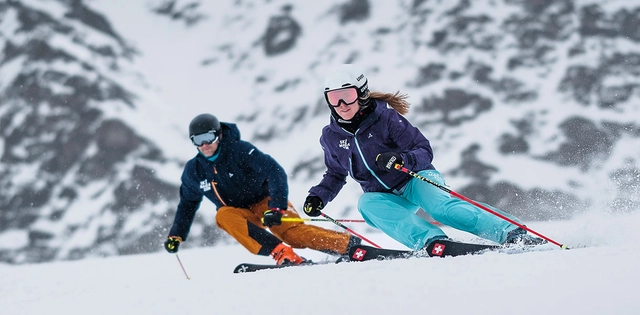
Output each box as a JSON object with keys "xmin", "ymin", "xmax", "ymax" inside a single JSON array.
[{"xmin": 195, "ymin": 122, "xmax": 241, "ymax": 162}]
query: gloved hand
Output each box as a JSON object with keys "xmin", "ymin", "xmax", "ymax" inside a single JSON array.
[
  {"xmin": 164, "ymin": 236, "xmax": 182, "ymax": 253},
  {"xmin": 262, "ymin": 208, "xmax": 285, "ymax": 227},
  {"xmin": 376, "ymin": 152, "xmax": 403, "ymax": 171},
  {"xmin": 303, "ymin": 196, "xmax": 324, "ymax": 217}
]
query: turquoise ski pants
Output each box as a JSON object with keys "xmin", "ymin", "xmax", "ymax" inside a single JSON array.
[{"xmin": 357, "ymin": 170, "xmax": 521, "ymax": 250}]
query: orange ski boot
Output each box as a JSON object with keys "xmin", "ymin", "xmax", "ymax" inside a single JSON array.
[{"xmin": 271, "ymin": 243, "xmax": 306, "ymax": 265}]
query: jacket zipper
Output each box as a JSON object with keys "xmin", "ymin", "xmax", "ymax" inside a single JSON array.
[
  {"xmin": 211, "ymin": 166, "xmax": 227, "ymax": 206},
  {"xmin": 352, "ymin": 129, "xmax": 391, "ymax": 190}
]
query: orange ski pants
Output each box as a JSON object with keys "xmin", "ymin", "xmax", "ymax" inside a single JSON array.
[{"xmin": 215, "ymin": 197, "xmax": 351, "ymax": 255}]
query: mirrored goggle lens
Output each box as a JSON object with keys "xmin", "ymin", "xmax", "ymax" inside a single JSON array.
[
  {"xmin": 191, "ymin": 131, "xmax": 218, "ymax": 146},
  {"xmin": 325, "ymin": 87, "xmax": 358, "ymax": 107}
]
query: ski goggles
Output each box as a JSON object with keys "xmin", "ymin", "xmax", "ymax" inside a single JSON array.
[
  {"xmin": 324, "ymin": 87, "xmax": 359, "ymax": 107},
  {"xmin": 190, "ymin": 131, "xmax": 219, "ymax": 146}
]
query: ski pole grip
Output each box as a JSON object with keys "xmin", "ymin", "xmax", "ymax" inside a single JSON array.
[{"xmin": 280, "ymin": 218, "xmax": 307, "ymax": 223}]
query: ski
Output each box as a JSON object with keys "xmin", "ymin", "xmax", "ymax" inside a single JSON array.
[
  {"xmin": 348, "ymin": 245, "xmax": 413, "ymax": 261},
  {"xmin": 348, "ymin": 239, "xmax": 501, "ymax": 262},
  {"xmin": 235, "ymin": 240, "xmax": 557, "ymax": 272},
  {"xmin": 424, "ymin": 239, "xmax": 501, "ymax": 257},
  {"xmin": 233, "ymin": 259, "xmax": 343, "ymax": 273}
]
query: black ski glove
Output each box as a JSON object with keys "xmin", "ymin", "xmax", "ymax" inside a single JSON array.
[
  {"xmin": 303, "ymin": 196, "xmax": 324, "ymax": 217},
  {"xmin": 376, "ymin": 152, "xmax": 403, "ymax": 171},
  {"xmin": 262, "ymin": 208, "xmax": 285, "ymax": 227},
  {"xmin": 164, "ymin": 236, "xmax": 182, "ymax": 253}
]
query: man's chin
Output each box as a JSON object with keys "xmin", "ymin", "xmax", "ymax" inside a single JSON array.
[{"xmin": 198, "ymin": 149, "xmax": 214, "ymax": 157}]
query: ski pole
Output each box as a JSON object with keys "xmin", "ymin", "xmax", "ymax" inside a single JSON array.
[
  {"xmin": 281, "ymin": 217, "xmax": 442, "ymax": 225},
  {"xmin": 395, "ymin": 164, "xmax": 568, "ymax": 249},
  {"xmin": 175, "ymin": 254, "xmax": 191, "ymax": 280},
  {"xmin": 320, "ymin": 212, "xmax": 382, "ymax": 248},
  {"xmin": 281, "ymin": 218, "xmax": 366, "ymax": 223}
]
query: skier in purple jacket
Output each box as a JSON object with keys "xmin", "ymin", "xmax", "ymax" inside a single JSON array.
[{"xmin": 303, "ymin": 64, "xmax": 545, "ymax": 252}]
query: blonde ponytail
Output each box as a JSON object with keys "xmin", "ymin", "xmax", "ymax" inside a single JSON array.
[{"xmin": 369, "ymin": 91, "xmax": 410, "ymax": 115}]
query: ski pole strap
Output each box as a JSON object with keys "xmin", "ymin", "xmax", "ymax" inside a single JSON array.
[{"xmin": 394, "ymin": 164, "xmax": 569, "ymax": 249}]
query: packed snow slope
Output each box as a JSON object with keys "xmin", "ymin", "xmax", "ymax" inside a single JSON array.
[{"xmin": 2, "ymin": 210, "xmax": 639, "ymax": 315}]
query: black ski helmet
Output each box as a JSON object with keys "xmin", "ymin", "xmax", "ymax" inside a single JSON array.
[{"xmin": 189, "ymin": 114, "xmax": 220, "ymax": 137}]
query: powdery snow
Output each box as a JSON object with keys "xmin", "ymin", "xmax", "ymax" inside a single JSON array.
[{"xmin": 2, "ymin": 209, "xmax": 639, "ymax": 315}]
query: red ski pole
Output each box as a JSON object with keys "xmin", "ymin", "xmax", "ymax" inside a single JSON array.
[
  {"xmin": 278, "ymin": 218, "xmax": 367, "ymax": 223},
  {"xmin": 395, "ymin": 164, "xmax": 568, "ymax": 249},
  {"xmin": 321, "ymin": 213, "xmax": 381, "ymax": 248}
]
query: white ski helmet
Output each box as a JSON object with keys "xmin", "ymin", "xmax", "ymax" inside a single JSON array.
[{"xmin": 324, "ymin": 64, "xmax": 370, "ymax": 104}]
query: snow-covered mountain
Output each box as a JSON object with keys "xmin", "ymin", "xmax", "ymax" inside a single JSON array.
[{"xmin": 1, "ymin": 0, "xmax": 639, "ymax": 264}]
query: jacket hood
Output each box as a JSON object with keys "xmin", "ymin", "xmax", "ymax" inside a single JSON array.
[
  {"xmin": 219, "ymin": 122, "xmax": 241, "ymax": 142},
  {"xmin": 214, "ymin": 122, "xmax": 240, "ymax": 158}
]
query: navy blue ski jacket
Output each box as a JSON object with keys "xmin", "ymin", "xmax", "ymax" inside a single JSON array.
[
  {"xmin": 168, "ymin": 123, "xmax": 288, "ymax": 241},
  {"xmin": 308, "ymin": 100, "xmax": 435, "ymax": 205}
]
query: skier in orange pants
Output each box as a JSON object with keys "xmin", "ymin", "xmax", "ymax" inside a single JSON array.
[{"xmin": 164, "ymin": 114, "xmax": 360, "ymax": 264}]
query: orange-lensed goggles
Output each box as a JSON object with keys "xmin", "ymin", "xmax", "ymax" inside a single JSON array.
[{"xmin": 325, "ymin": 87, "xmax": 359, "ymax": 107}]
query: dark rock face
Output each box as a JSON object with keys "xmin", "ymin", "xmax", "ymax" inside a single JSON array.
[
  {"xmin": 337, "ymin": 0, "xmax": 370, "ymax": 24},
  {"xmin": 263, "ymin": 5, "xmax": 302, "ymax": 56},
  {"xmin": 560, "ymin": 53, "xmax": 640, "ymax": 108},
  {"xmin": 0, "ymin": 1, "xmax": 221, "ymax": 264},
  {"xmin": 540, "ymin": 117, "xmax": 614, "ymax": 171},
  {"xmin": 151, "ymin": 0, "xmax": 207, "ymax": 26},
  {"xmin": 415, "ymin": 89, "xmax": 493, "ymax": 127}
]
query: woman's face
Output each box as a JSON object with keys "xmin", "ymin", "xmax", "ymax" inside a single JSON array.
[
  {"xmin": 334, "ymin": 102, "xmax": 359, "ymax": 120},
  {"xmin": 325, "ymin": 87, "xmax": 360, "ymax": 121}
]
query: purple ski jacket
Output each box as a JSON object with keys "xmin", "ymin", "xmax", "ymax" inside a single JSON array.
[{"xmin": 309, "ymin": 100, "xmax": 436, "ymax": 205}]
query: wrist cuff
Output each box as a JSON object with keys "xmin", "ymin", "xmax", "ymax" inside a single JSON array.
[{"xmin": 269, "ymin": 208, "xmax": 285, "ymax": 214}]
